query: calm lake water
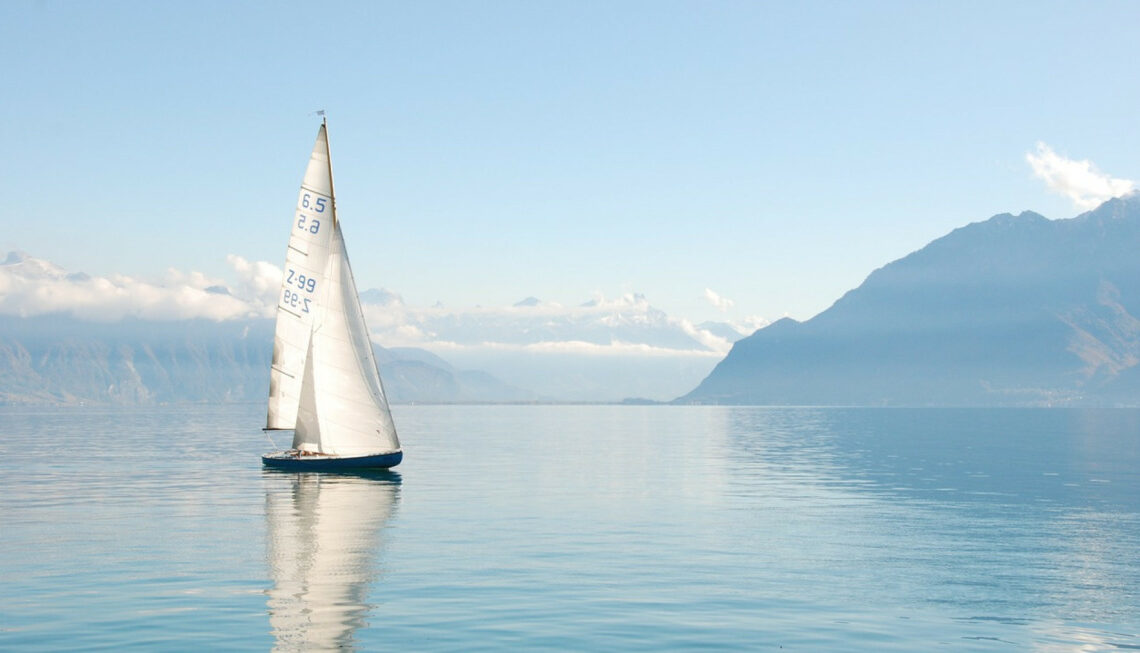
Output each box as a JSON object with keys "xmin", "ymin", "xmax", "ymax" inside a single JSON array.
[{"xmin": 2, "ymin": 404, "xmax": 1139, "ymax": 650}]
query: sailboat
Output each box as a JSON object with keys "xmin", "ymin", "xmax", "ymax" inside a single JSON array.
[{"xmin": 262, "ymin": 119, "xmax": 403, "ymax": 470}]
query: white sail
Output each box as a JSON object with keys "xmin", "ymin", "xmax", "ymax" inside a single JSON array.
[
  {"xmin": 292, "ymin": 221, "xmax": 400, "ymax": 455},
  {"xmin": 292, "ymin": 338, "xmax": 321, "ymax": 452},
  {"xmin": 267, "ymin": 124, "xmax": 336, "ymax": 430}
]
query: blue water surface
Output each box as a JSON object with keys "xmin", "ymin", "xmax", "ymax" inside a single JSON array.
[{"xmin": 1, "ymin": 405, "xmax": 1138, "ymax": 650}]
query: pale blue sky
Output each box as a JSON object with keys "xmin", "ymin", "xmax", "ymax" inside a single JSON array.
[{"xmin": 3, "ymin": 1, "xmax": 1139, "ymax": 323}]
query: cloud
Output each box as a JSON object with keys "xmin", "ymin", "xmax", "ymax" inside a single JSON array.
[
  {"xmin": 360, "ymin": 291, "xmax": 744, "ymax": 357},
  {"xmin": 676, "ymin": 318, "xmax": 734, "ymax": 354},
  {"xmin": 730, "ymin": 315, "xmax": 769, "ymax": 336},
  {"xmin": 0, "ymin": 252, "xmax": 760, "ymax": 359},
  {"xmin": 703, "ymin": 288, "xmax": 734, "ymax": 312},
  {"xmin": 426, "ymin": 339, "xmax": 724, "ymax": 358},
  {"xmin": 1026, "ymin": 142, "xmax": 1134, "ymax": 210},
  {"xmin": 0, "ymin": 252, "xmax": 277, "ymax": 322},
  {"xmin": 225, "ymin": 255, "xmax": 282, "ymax": 307}
]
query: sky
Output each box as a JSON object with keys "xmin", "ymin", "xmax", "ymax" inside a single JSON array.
[{"xmin": 3, "ymin": 0, "xmax": 1140, "ymax": 327}]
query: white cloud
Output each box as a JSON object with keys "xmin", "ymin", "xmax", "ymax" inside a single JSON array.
[
  {"xmin": 226, "ymin": 255, "xmax": 282, "ymax": 307},
  {"xmin": 427, "ymin": 339, "xmax": 724, "ymax": 358},
  {"xmin": 0, "ymin": 252, "xmax": 759, "ymax": 360},
  {"xmin": 1026, "ymin": 142, "xmax": 1134, "ymax": 210},
  {"xmin": 162, "ymin": 267, "xmax": 222, "ymax": 290},
  {"xmin": 360, "ymin": 291, "xmax": 741, "ymax": 357},
  {"xmin": 703, "ymin": 288, "xmax": 734, "ymax": 312},
  {"xmin": 731, "ymin": 315, "xmax": 769, "ymax": 336},
  {"xmin": 0, "ymin": 252, "xmax": 278, "ymax": 322},
  {"xmin": 676, "ymin": 318, "xmax": 734, "ymax": 354}
]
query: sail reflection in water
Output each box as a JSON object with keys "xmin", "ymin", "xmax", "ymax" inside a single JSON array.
[{"xmin": 264, "ymin": 471, "xmax": 401, "ymax": 650}]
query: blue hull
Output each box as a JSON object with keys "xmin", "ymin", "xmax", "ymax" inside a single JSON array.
[{"xmin": 261, "ymin": 450, "xmax": 402, "ymax": 470}]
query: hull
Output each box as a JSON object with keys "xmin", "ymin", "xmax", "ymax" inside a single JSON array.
[{"xmin": 262, "ymin": 450, "xmax": 402, "ymax": 470}]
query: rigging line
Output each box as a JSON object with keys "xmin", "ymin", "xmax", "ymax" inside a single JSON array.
[
  {"xmin": 299, "ymin": 184, "xmax": 330, "ymax": 197},
  {"xmin": 278, "ymin": 305, "xmax": 303, "ymax": 319},
  {"xmin": 264, "ymin": 429, "xmax": 282, "ymax": 450}
]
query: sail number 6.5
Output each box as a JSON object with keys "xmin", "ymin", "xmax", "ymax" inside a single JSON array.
[
  {"xmin": 296, "ymin": 193, "xmax": 327, "ymax": 235},
  {"xmin": 300, "ymin": 193, "xmax": 327, "ymax": 212}
]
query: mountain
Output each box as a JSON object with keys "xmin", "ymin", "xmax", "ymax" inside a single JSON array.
[
  {"xmin": 0, "ymin": 315, "xmax": 531, "ymax": 405},
  {"xmin": 0, "ymin": 315, "xmax": 270, "ymax": 404},
  {"xmin": 680, "ymin": 194, "xmax": 1140, "ymax": 406},
  {"xmin": 374, "ymin": 346, "xmax": 536, "ymax": 403}
]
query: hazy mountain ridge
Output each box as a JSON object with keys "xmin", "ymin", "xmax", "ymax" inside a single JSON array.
[
  {"xmin": 681, "ymin": 195, "xmax": 1140, "ymax": 406},
  {"xmin": 0, "ymin": 316, "xmax": 531, "ymax": 405},
  {"xmin": 0, "ymin": 251, "xmax": 762, "ymax": 402}
]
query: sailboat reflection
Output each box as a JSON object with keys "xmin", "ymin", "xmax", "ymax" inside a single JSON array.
[{"xmin": 264, "ymin": 470, "xmax": 401, "ymax": 650}]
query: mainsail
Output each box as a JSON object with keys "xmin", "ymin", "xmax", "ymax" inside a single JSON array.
[{"xmin": 266, "ymin": 122, "xmax": 400, "ymax": 457}]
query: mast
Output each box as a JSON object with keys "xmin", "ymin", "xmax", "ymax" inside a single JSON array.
[{"xmin": 323, "ymin": 116, "xmax": 337, "ymax": 230}]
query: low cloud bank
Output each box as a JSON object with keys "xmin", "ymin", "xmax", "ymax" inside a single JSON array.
[
  {"xmin": 0, "ymin": 251, "xmax": 278, "ymax": 322},
  {"xmin": 1, "ymin": 252, "xmax": 767, "ymax": 359},
  {"xmin": 361, "ymin": 290, "xmax": 767, "ymax": 357}
]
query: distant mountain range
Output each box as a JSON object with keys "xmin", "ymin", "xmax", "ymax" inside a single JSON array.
[
  {"xmin": 680, "ymin": 194, "xmax": 1140, "ymax": 406},
  {"xmin": 375, "ymin": 345, "xmax": 535, "ymax": 404},
  {"xmin": 0, "ymin": 315, "xmax": 533, "ymax": 405},
  {"xmin": 0, "ymin": 248, "xmax": 758, "ymax": 402},
  {"xmin": 1, "ymin": 247, "xmax": 765, "ymax": 403},
  {"xmin": 14, "ymin": 194, "xmax": 1140, "ymax": 407}
]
